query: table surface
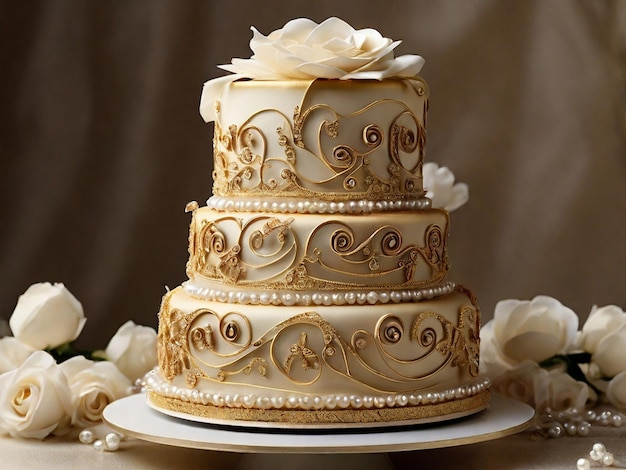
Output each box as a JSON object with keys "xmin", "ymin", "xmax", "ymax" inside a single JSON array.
[{"xmin": 3, "ymin": 410, "xmax": 626, "ymax": 469}]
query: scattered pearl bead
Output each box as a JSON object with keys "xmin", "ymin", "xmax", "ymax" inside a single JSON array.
[
  {"xmin": 79, "ymin": 427, "xmax": 125, "ymax": 452},
  {"xmin": 602, "ymin": 453, "xmax": 615, "ymax": 466},
  {"xmin": 105, "ymin": 433, "xmax": 121, "ymax": 451},
  {"xmin": 590, "ymin": 449, "xmax": 603, "ymax": 461},
  {"xmin": 536, "ymin": 408, "xmax": 626, "ymax": 440},
  {"xmin": 577, "ymin": 422, "xmax": 590, "ymax": 436},
  {"xmin": 592, "ymin": 442, "xmax": 606, "ymax": 455},
  {"xmin": 547, "ymin": 424, "xmax": 563, "ymax": 438},
  {"xmin": 78, "ymin": 429, "xmax": 94, "ymax": 444},
  {"xmin": 576, "ymin": 458, "xmax": 590, "ymax": 470},
  {"xmin": 93, "ymin": 439, "xmax": 106, "ymax": 452}
]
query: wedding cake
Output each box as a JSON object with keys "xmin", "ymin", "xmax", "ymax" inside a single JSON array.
[{"xmin": 146, "ymin": 18, "xmax": 490, "ymax": 427}]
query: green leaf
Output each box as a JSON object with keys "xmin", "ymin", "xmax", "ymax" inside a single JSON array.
[{"xmin": 539, "ymin": 353, "xmax": 601, "ymax": 395}]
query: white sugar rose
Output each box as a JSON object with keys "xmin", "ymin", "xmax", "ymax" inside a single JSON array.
[
  {"xmin": 479, "ymin": 319, "xmax": 511, "ymax": 378},
  {"xmin": 105, "ymin": 321, "xmax": 157, "ymax": 382},
  {"xmin": 0, "ymin": 351, "xmax": 72, "ymax": 439},
  {"xmin": 222, "ymin": 17, "xmax": 423, "ymax": 80},
  {"xmin": 534, "ymin": 368, "xmax": 594, "ymax": 412},
  {"xmin": 606, "ymin": 371, "xmax": 626, "ymax": 412},
  {"xmin": 0, "ymin": 337, "xmax": 35, "ymax": 374},
  {"xmin": 592, "ymin": 325, "xmax": 626, "ymax": 378},
  {"xmin": 482, "ymin": 296, "xmax": 578, "ymax": 369},
  {"xmin": 423, "ymin": 162, "xmax": 469, "ymax": 211},
  {"xmin": 9, "ymin": 282, "xmax": 86, "ymax": 350},
  {"xmin": 579, "ymin": 305, "xmax": 626, "ymax": 354},
  {"xmin": 491, "ymin": 360, "xmax": 545, "ymax": 406},
  {"xmin": 200, "ymin": 17, "xmax": 424, "ymax": 122},
  {"xmin": 60, "ymin": 356, "xmax": 132, "ymax": 428}
]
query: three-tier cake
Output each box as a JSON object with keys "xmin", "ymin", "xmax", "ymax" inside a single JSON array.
[{"xmin": 145, "ymin": 17, "xmax": 490, "ymax": 427}]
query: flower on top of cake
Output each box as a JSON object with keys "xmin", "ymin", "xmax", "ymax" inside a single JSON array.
[{"xmin": 200, "ymin": 17, "xmax": 425, "ymax": 122}]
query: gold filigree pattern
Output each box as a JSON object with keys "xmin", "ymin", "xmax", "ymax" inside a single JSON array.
[
  {"xmin": 158, "ymin": 287, "xmax": 480, "ymax": 393},
  {"xmin": 187, "ymin": 210, "xmax": 449, "ymax": 289},
  {"xmin": 212, "ymin": 80, "xmax": 427, "ymax": 201},
  {"xmin": 284, "ymin": 332, "xmax": 319, "ymax": 374},
  {"xmin": 188, "ymin": 214, "xmax": 298, "ymax": 285},
  {"xmin": 157, "ymin": 293, "xmax": 204, "ymax": 383},
  {"xmin": 420, "ymin": 224, "xmax": 448, "ymax": 272},
  {"xmin": 302, "ymin": 222, "xmax": 446, "ymax": 287},
  {"xmin": 410, "ymin": 302, "xmax": 480, "ymax": 378},
  {"xmin": 216, "ymin": 358, "xmax": 268, "ymax": 382}
]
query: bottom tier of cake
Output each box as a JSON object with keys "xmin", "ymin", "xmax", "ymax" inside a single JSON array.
[{"xmin": 148, "ymin": 284, "xmax": 490, "ymax": 425}]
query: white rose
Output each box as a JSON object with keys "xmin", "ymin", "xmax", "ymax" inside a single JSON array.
[
  {"xmin": 579, "ymin": 305, "xmax": 626, "ymax": 354},
  {"xmin": 491, "ymin": 360, "xmax": 545, "ymax": 406},
  {"xmin": 592, "ymin": 325, "xmax": 626, "ymax": 378},
  {"xmin": 479, "ymin": 319, "xmax": 511, "ymax": 378},
  {"xmin": 0, "ymin": 351, "xmax": 72, "ymax": 439},
  {"xmin": 486, "ymin": 296, "xmax": 578, "ymax": 366},
  {"xmin": 534, "ymin": 368, "xmax": 593, "ymax": 412},
  {"xmin": 9, "ymin": 282, "xmax": 86, "ymax": 350},
  {"xmin": 0, "ymin": 337, "xmax": 35, "ymax": 374},
  {"xmin": 105, "ymin": 321, "xmax": 157, "ymax": 382},
  {"xmin": 606, "ymin": 370, "xmax": 626, "ymax": 412},
  {"xmin": 423, "ymin": 162, "xmax": 469, "ymax": 212},
  {"xmin": 200, "ymin": 17, "xmax": 425, "ymax": 122},
  {"xmin": 59, "ymin": 356, "xmax": 132, "ymax": 428}
]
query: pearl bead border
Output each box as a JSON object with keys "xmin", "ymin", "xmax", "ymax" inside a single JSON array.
[
  {"xmin": 183, "ymin": 280, "xmax": 457, "ymax": 306},
  {"xmin": 144, "ymin": 369, "xmax": 490, "ymax": 412},
  {"xmin": 206, "ymin": 196, "xmax": 432, "ymax": 214}
]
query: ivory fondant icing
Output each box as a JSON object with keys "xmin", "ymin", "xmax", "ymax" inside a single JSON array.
[{"xmin": 149, "ymin": 18, "xmax": 489, "ymax": 426}]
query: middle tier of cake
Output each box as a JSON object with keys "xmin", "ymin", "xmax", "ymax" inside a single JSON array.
[{"xmin": 186, "ymin": 203, "xmax": 450, "ymax": 295}]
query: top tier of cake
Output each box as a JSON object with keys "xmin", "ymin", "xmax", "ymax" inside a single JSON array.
[{"xmin": 210, "ymin": 77, "xmax": 430, "ymax": 207}]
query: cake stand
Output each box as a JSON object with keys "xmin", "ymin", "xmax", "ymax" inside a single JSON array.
[{"xmin": 103, "ymin": 393, "xmax": 533, "ymax": 469}]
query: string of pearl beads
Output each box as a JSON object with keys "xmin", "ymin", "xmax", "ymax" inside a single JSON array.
[{"xmin": 533, "ymin": 407, "xmax": 624, "ymax": 439}]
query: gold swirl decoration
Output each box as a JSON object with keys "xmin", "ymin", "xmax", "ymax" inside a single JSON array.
[
  {"xmin": 186, "ymin": 206, "xmax": 449, "ymax": 290},
  {"xmin": 157, "ymin": 292, "xmax": 266, "ymax": 387},
  {"xmin": 157, "ymin": 287, "xmax": 480, "ymax": 394},
  {"xmin": 212, "ymin": 79, "xmax": 428, "ymax": 202},
  {"xmin": 303, "ymin": 221, "xmax": 445, "ymax": 287},
  {"xmin": 187, "ymin": 214, "xmax": 298, "ymax": 284}
]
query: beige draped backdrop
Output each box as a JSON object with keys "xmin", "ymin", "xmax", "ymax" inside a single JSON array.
[{"xmin": 1, "ymin": 0, "xmax": 624, "ymax": 348}]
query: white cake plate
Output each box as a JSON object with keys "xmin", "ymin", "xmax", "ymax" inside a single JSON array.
[{"xmin": 103, "ymin": 393, "xmax": 534, "ymax": 454}]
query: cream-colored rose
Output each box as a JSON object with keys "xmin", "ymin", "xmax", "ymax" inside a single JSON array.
[
  {"xmin": 0, "ymin": 337, "xmax": 35, "ymax": 374},
  {"xmin": 534, "ymin": 368, "xmax": 594, "ymax": 412},
  {"xmin": 423, "ymin": 162, "xmax": 469, "ymax": 212},
  {"xmin": 491, "ymin": 360, "xmax": 545, "ymax": 406},
  {"xmin": 0, "ymin": 351, "xmax": 72, "ymax": 439},
  {"xmin": 606, "ymin": 371, "xmax": 626, "ymax": 412},
  {"xmin": 478, "ymin": 319, "xmax": 511, "ymax": 378},
  {"xmin": 224, "ymin": 17, "xmax": 423, "ymax": 80},
  {"xmin": 592, "ymin": 325, "xmax": 626, "ymax": 378},
  {"xmin": 9, "ymin": 282, "xmax": 86, "ymax": 350},
  {"xmin": 59, "ymin": 356, "xmax": 132, "ymax": 428},
  {"xmin": 105, "ymin": 321, "xmax": 157, "ymax": 382},
  {"xmin": 486, "ymin": 296, "xmax": 578, "ymax": 366},
  {"xmin": 579, "ymin": 305, "xmax": 626, "ymax": 354},
  {"xmin": 200, "ymin": 17, "xmax": 425, "ymax": 122}
]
